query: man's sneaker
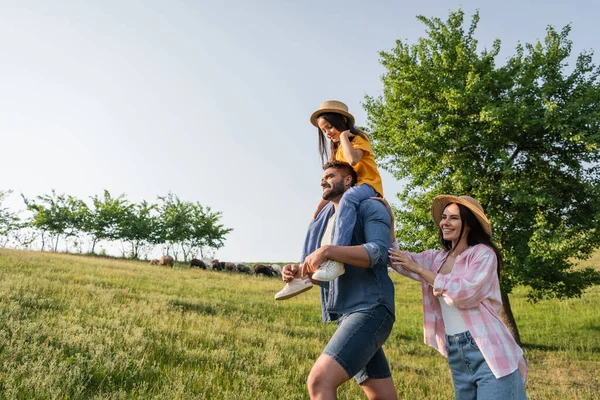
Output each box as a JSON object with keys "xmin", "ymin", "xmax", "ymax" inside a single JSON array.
[
  {"xmin": 274, "ymin": 277, "xmax": 313, "ymax": 300},
  {"xmin": 312, "ymin": 260, "xmax": 345, "ymax": 282}
]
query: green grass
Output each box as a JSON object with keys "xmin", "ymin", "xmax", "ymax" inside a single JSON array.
[{"xmin": 0, "ymin": 249, "xmax": 599, "ymax": 399}]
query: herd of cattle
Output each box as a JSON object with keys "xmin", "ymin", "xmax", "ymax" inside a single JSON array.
[{"xmin": 148, "ymin": 255, "xmax": 282, "ymax": 277}]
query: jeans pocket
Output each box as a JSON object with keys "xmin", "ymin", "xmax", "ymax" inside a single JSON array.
[
  {"xmin": 468, "ymin": 336, "xmax": 479, "ymax": 350},
  {"xmin": 373, "ymin": 310, "xmax": 393, "ymax": 348}
]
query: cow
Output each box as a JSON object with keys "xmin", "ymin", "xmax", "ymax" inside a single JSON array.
[
  {"xmin": 190, "ymin": 258, "xmax": 206, "ymax": 269},
  {"xmin": 236, "ymin": 264, "xmax": 251, "ymax": 273},
  {"xmin": 254, "ymin": 264, "xmax": 276, "ymax": 277},
  {"xmin": 149, "ymin": 259, "xmax": 160, "ymax": 266},
  {"xmin": 160, "ymin": 255, "xmax": 174, "ymax": 268},
  {"xmin": 224, "ymin": 262, "xmax": 237, "ymax": 272},
  {"xmin": 270, "ymin": 264, "xmax": 283, "ymax": 276},
  {"xmin": 211, "ymin": 259, "xmax": 223, "ymax": 271}
]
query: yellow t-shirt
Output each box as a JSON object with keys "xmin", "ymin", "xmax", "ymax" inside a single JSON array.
[{"xmin": 335, "ymin": 135, "xmax": 384, "ymax": 196}]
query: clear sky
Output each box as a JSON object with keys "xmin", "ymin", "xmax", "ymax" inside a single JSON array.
[{"xmin": 1, "ymin": 0, "xmax": 598, "ymax": 262}]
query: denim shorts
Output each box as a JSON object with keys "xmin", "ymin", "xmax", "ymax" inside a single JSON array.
[
  {"xmin": 445, "ymin": 331, "xmax": 527, "ymax": 399},
  {"xmin": 323, "ymin": 305, "xmax": 395, "ymax": 384}
]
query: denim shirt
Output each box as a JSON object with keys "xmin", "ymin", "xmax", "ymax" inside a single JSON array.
[{"xmin": 301, "ymin": 200, "xmax": 395, "ymax": 322}]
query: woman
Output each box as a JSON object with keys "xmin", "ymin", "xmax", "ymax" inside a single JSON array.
[{"xmin": 386, "ymin": 195, "xmax": 527, "ymax": 399}]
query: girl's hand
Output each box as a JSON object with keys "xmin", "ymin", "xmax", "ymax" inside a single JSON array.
[
  {"xmin": 340, "ymin": 130, "xmax": 355, "ymax": 139},
  {"xmin": 389, "ymin": 249, "xmax": 423, "ymax": 274}
]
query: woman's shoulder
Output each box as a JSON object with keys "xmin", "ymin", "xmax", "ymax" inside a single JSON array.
[{"xmin": 466, "ymin": 244, "xmax": 497, "ymax": 261}]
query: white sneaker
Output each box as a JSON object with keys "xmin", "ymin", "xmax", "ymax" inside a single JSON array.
[
  {"xmin": 274, "ymin": 277, "xmax": 313, "ymax": 300},
  {"xmin": 312, "ymin": 260, "xmax": 345, "ymax": 282}
]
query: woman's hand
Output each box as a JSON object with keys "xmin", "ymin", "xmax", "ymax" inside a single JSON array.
[{"xmin": 389, "ymin": 248, "xmax": 423, "ymax": 275}]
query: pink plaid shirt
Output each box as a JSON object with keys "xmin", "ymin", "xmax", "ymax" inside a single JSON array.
[{"xmin": 392, "ymin": 242, "xmax": 527, "ymax": 381}]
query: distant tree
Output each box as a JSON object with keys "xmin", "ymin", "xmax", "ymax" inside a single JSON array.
[
  {"xmin": 157, "ymin": 192, "xmax": 192, "ymax": 261},
  {"xmin": 365, "ymin": 9, "xmax": 600, "ymax": 345},
  {"xmin": 22, "ymin": 191, "xmax": 88, "ymax": 252},
  {"xmin": 157, "ymin": 193, "xmax": 232, "ymax": 262},
  {"xmin": 84, "ymin": 190, "xmax": 129, "ymax": 254},
  {"xmin": 0, "ymin": 190, "xmax": 20, "ymax": 247},
  {"xmin": 185, "ymin": 203, "xmax": 233, "ymax": 260},
  {"xmin": 117, "ymin": 200, "xmax": 159, "ymax": 259}
]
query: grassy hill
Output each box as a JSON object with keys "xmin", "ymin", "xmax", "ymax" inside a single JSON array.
[{"xmin": 0, "ymin": 249, "xmax": 598, "ymax": 399}]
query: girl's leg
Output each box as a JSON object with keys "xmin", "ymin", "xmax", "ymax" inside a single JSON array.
[{"xmin": 331, "ymin": 185, "xmax": 379, "ymax": 246}]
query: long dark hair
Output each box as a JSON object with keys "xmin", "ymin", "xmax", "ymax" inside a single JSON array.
[
  {"xmin": 438, "ymin": 203, "xmax": 503, "ymax": 279},
  {"xmin": 315, "ymin": 112, "xmax": 367, "ymax": 165}
]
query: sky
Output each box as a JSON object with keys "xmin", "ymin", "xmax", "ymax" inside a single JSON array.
[{"xmin": 1, "ymin": 0, "xmax": 598, "ymax": 262}]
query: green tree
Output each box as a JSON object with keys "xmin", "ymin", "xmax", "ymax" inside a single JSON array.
[
  {"xmin": 84, "ymin": 190, "xmax": 129, "ymax": 254},
  {"xmin": 157, "ymin": 192, "xmax": 193, "ymax": 261},
  {"xmin": 0, "ymin": 190, "xmax": 20, "ymax": 247},
  {"xmin": 117, "ymin": 200, "xmax": 159, "ymax": 260},
  {"xmin": 22, "ymin": 191, "xmax": 88, "ymax": 252},
  {"xmin": 157, "ymin": 193, "xmax": 232, "ymax": 262},
  {"xmin": 365, "ymin": 9, "xmax": 600, "ymax": 344},
  {"xmin": 185, "ymin": 203, "xmax": 233, "ymax": 260}
]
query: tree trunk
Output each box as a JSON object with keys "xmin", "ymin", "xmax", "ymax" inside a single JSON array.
[{"xmin": 500, "ymin": 288, "xmax": 522, "ymax": 347}]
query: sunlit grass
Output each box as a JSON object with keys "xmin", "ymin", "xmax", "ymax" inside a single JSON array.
[{"xmin": 0, "ymin": 248, "xmax": 599, "ymax": 399}]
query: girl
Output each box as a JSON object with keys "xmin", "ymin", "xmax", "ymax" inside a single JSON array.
[
  {"xmin": 275, "ymin": 100, "xmax": 384, "ymax": 300},
  {"xmin": 386, "ymin": 195, "xmax": 527, "ymax": 399}
]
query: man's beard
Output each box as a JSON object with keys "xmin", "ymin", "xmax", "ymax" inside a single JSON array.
[{"xmin": 322, "ymin": 181, "xmax": 345, "ymax": 201}]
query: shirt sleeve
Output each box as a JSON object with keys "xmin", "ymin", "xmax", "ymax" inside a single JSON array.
[
  {"xmin": 433, "ymin": 245, "xmax": 498, "ymax": 309},
  {"xmin": 359, "ymin": 201, "xmax": 391, "ymax": 269},
  {"xmin": 350, "ymin": 135, "xmax": 373, "ymax": 156},
  {"xmin": 389, "ymin": 239, "xmax": 441, "ymax": 282}
]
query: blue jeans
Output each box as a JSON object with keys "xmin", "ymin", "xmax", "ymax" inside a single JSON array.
[
  {"xmin": 323, "ymin": 305, "xmax": 394, "ymax": 384},
  {"xmin": 331, "ymin": 184, "xmax": 379, "ymax": 247},
  {"xmin": 445, "ymin": 331, "xmax": 527, "ymax": 400}
]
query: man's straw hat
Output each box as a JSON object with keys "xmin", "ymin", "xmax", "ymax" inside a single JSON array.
[
  {"xmin": 310, "ymin": 100, "xmax": 355, "ymax": 127},
  {"xmin": 431, "ymin": 195, "xmax": 492, "ymax": 236}
]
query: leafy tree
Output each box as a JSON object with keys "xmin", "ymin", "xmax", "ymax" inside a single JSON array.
[
  {"xmin": 157, "ymin": 193, "xmax": 232, "ymax": 262},
  {"xmin": 157, "ymin": 193, "xmax": 193, "ymax": 261},
  {"xmin": 365, "ymin": 9, "xmax": 600, "ymax": 344},
  {"xmin": 117, "ymin": 200, "xmax": 159, "ymax": 259},
  {"xmin": 0, "ymin": 190, "xmax": 20, "ymax": 247},
  {"xmin": 84, "ymin": 190, "xmax": 129, "ymax": 254},
  {"xmin": 185, "ymin": 203, "xmax": 233, "ymax": 260},
  {"xmin": 22, "ymin": 191, "xmax": 88, "ymax": 252}
]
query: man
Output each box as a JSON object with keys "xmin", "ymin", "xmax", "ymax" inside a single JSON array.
[{"xmin": 281, "ymin": 161, "xmax": 397, "ymax": 400}]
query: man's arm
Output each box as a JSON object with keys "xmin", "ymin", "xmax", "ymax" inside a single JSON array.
[{"xmin": 302, "ymin": 200, "xmax": 391, "ymax": 273}]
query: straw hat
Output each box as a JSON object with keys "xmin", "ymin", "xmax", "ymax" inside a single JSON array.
[
  {"xmin": 431, "ymin": 195, "xmax": 492, "ymax": 236},
  {"xmin": 310, "ymin": 100, "xmax": 355, "ymax": 127}
]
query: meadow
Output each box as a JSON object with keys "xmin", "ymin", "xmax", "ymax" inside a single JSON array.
[{"xmin": 0, "ymin": 248, "xmax": 598, "ymax": 399}]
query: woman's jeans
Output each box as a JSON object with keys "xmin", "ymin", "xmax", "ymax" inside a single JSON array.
[{"xmin": 445, "ymin": 331, "xmax": 527, "ymax": 400}]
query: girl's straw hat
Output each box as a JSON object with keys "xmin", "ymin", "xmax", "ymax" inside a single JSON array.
[
  {"xmin": 310, "ymin": 100, "xmax": 355, "ymax": 127},
  {"xmin": 431, "ymin": 195, "xmax": 492, "ymax": 236}
]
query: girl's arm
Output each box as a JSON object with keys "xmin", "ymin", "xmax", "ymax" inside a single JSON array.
[
  {"xmin": 434, "ymin": 246, "xmax": 498, "ymax": 309},
  {"xmin": 313, "ymin": 198, "xmax": 330, "ymax": 220},
  {"xmin": 339, "ymin": 131, "xmax": 365, "ymax": 166}
]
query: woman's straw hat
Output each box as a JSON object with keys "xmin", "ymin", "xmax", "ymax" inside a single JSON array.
[
  {"xmin": 310, "ymin": 100, "xmax": 355, "ymax": 127},
  {"xmin": 431, "ymin": 195, "xmax": 492, "ymax": 236}
]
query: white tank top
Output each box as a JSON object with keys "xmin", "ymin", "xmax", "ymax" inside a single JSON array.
[{"xmin": 438, "ymin": 297, "xmax": 468, "ymax": 335}]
